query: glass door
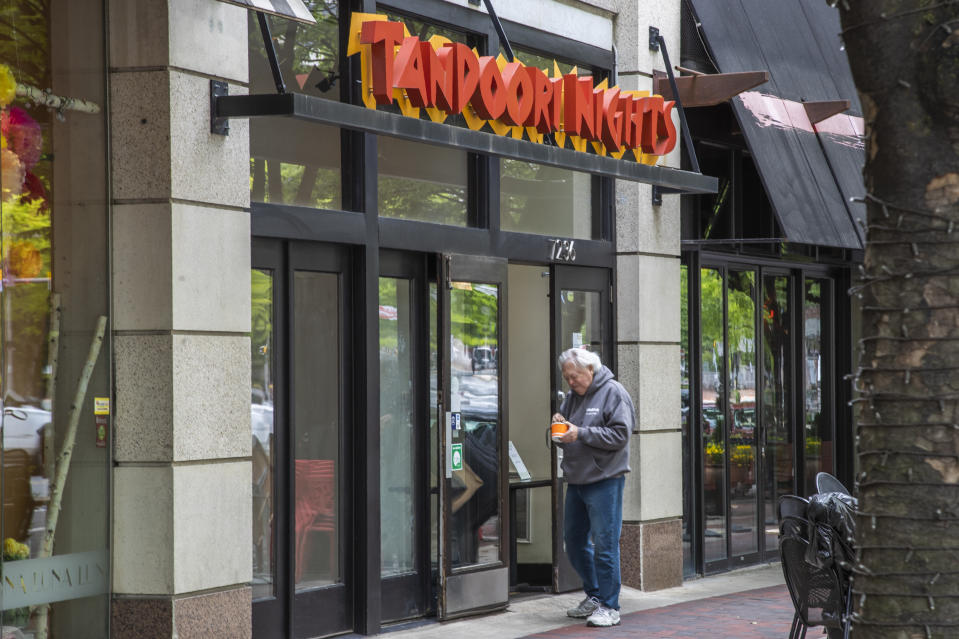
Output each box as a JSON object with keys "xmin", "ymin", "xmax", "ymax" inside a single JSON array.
[
  {"xmin": 700, "ymin": 265, "xmax": 761, "ymax": 572},
  {"xmin": 437, "ymin": 254, "xmax": 509, "ymax": 619},
  {"xmin": 761, "ymin": 273, "xmax": 794, "ymax": 560},
  {"xmin": 251, "ymin": 239, "xmax": 353, "ymax": 639},
  {"xmin": 802, "ymin": 277, "xmax": 835, "ymax": 496},
  {"xmin": 379, "ymin": 251, "xmax": 430, "ymax": 622},
  {"xmin": 549, "ymin": 264, "xmax": 612, "ymax": 592}
]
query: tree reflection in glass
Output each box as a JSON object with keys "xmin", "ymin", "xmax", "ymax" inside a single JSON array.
[{"xmin": 449, "ymin": 282, "xmax": 500, "ymax": 569}]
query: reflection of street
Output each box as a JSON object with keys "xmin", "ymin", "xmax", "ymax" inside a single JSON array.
[
  {"xmin": 456, "ymin": 372, "xmax": 498, "ymax": 424},
  {"xmin": 451, "ymin": 368, "xmax": 500, "ymax": 568}
]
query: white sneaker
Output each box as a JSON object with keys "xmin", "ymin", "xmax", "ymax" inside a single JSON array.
[
  {"xmin": 566, "ymin": 596, "xmax": 600, "ymax": 618},
  {"xmin": 586, "ymin": 606, "xmax": 621, "ymax": 627}
]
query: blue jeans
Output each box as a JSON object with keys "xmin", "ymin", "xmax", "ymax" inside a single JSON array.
[{"xmin": 564, "ymin": 475, "xmax": 625, "ymax": 610}]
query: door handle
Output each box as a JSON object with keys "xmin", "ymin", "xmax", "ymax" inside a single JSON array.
[{"xmin": 556, "ymin": 390, "xmax": 566, "ymax": 403}]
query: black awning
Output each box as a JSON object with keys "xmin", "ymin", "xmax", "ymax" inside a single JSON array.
[{"xmin": 687, "ymin": 0, "xmax": 865, "ymax": 249}]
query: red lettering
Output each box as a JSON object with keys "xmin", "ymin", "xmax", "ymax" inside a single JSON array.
[
  {"xmin": 393, "ymin": 37, "xmax": 429, "ymax": 107},
  {"xmin": 627, "ymin": 95, "xmax": 645, "ymax": 150},
  {"xmin": 421, "ymin": 42, "xmax": 451, "ymax": 112},
  {"xmin": 640, "ymin": 96, "xmax": 664, "ymax": 154},
  {"xmin": 660, "ymin": 100, "xmax": 678, "ymax": 154},
  {"xmin": 471, "ymin": 57, "xmax": 507, "ymax": 121},
  {"xmin": 501, "ymin": 62, "xmax": 534, "ymax": 126},
  {"xmin": 592, "ymin": 88, "xmax": 605, "ymax": 143},
  {"xmin": 563, "ymin": 74, "xmax": 594, "ymax": 139},
  {"xmin": 598, "ymin": 87, "xmax": 621, "ymax": 149},
  {"xmin": 546, "ymin": 77, "xmax": 563, "ymax": 133},
  {"xmin": 523, "ymin": 67, "xmax": 550, "ymax": 131},
  {"xmin": 615, "ymin": 94, "xmax": 634, "ymax": 149},
  {"xmin": 436, "ymin": 43, "xmax": 479, "ymax": 114},
  {"xmin": 360, "ymin": 21, "xmax": 405, "ymax": 105}
]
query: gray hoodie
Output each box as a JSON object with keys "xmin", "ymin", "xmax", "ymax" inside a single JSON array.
[{"xmin": 558, "ymin": 365, "xmax": 634, "ymax": 485}]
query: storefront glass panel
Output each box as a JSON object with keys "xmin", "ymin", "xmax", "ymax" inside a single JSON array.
[
  {"xmin": 804, "ymin": 278, "xmax": 831, "ymax": 496},
  {"xmin": 0, "ymin": 0, "xmax": 110, "ymax": 634},
  {"xmin": 727, "ymin": 270, "xmax": 757, "ymax": 557},
  {"xmin": 558, "ymin": 290, "xmax": 601, "ymax": 356},
  {"xmin": 249, "ymin": 3, "xmax": 343, "ymax": 209},
  {"xmin": 378, "ymin": 137, "xmax": 468, "ymax": 226},
  {"xmin": 700, "ymin": 268, "xmax": 726, "ymax": 563},
  {"xmin": 500, "ymin": 161, "xmax": 593, "ymax": 239},
  {"xmin": 681, "ymin": 265, "xmax": 693, "ymax": 575},
  {"xmin": 449, "ymin": 281, "xmax": 500, "ymax": 569},
  {"xmin": 379, "ymin": 277, "xmax": 416, "ymax": 576},
  {"xmin": 293, "ymin": 272, "xmax": 341, "ymax": 589},
  {"xmin": 429, "ymin": 281, "xmax": 439, "ymax": 572},
  {"xmin": 762, "ymin": 275, "xmax": 792, "ymax": 554},
  {"xmin": 252, "ymin": 268, "xmax": 276, "ymax": 599}
]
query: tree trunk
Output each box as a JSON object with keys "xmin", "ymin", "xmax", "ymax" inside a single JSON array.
[{"xmin": 839, "ymin": 1, "xmax": 959, "ymax": 636}]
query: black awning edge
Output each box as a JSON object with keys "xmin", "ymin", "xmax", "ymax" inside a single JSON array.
[{"xmin": 215, "ymin": 91, "xmax": 719, "ymax": 195}]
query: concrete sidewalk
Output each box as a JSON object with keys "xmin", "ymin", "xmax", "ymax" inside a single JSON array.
[{"xmin": 382, "ymin": 562, "xmax": 787, "ymax": 639}]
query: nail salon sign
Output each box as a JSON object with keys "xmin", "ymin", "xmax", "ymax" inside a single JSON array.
[{"xmin": 1, "ymin": 550, "xmax": 107, "ymax": 609}]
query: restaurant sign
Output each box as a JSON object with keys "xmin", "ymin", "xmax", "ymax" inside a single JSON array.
[{"xmin": 348, "ymin": 13, "xmax": 678, "ymax": 164}]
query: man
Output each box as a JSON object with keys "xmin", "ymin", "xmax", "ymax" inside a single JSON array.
[{"xmin": 552, "ymin": 347, "xmax": 634, "ymax": 628}]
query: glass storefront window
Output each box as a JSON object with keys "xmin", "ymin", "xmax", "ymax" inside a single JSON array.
[
  {"xmin": 449, "ymin": 281, "xmax": 500, "ymax": 569},
  {"xmin": 379, "ymin": 277, "xmax": 416, "ymax": 577},
  {"xmin": 700, "ymin": 268, "xmax": 725, "ymax": 563},
  {"xmin": 501, "ymin": 49, "xmax": 594, "ymax": 239},
  {"xmin": 250, "ymin": 1, "xmax": 339, "ymax": 101},
  {"xmin": 249, "ymin": 3, "xmax": 343, "ymax": 209},
  {"xmin": 803, "ymin": 278, "xmax": 831, "ymax": 496},
  {"xmin": 762, "ymin": 275, "xmax": 792, "ymax": 551},
  {"xmin": 500, "ymin": 161, "xmax": 593, "ymax": 238},
  {"xmin": 0, "ymin": 0, "xmax": 110, "ymax": 634},
  {"xmin": 378, "ymin": 137, "xmax": 468, "ymax": 225},
  {"xmin": 727, "ymin": 270, "xmax": 757, "ymax": 558},
  {"xmin": 251, "ymin": 269, "xmax": 275, "ymax": 599},
  {"xmin": 681, "ymin": 265, "xmax": 692, "ymax": 575},
  {"xmin": 293, "ymin": 272, "xmax": 341, "ymax": 589}
]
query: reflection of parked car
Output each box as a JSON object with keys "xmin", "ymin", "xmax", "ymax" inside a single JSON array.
[
  {"xmin": 252, "ymin": 403, "xmax": 274, "ymax": 452},
  {"xmin": 471, "ymin": 346, "xmax": 495, "ymax": 373},
  {"xmin": 2, "ymin": 405, "xmax": 48, "ymax": 460}
]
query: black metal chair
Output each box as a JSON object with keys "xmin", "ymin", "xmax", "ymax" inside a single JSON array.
[
  {"xmin": 816, "ymin": 471, "xmax": 850, "ymax": 497},
  {"xmin": 778, "ymin": 495, "xmax": 851, "ymax": 639}
]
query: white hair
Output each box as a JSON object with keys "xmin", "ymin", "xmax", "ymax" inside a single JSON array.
[{"xmin": 558, "ymin": 347, "xmax": 602, "ymax": 372}]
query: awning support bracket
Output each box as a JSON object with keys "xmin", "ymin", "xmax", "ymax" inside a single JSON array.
[
  {"xmin": 257, "ymin": 12, "xmax": 287, "ymax": 95},
  {"xmin": 649, "ymin": 26, "xmax": 703, "ymax": 204},
  {"xmin": 481, "ymin": 0, "xmax": 516, "ymax": 63},
  {"xmin": 213, "ymin": 12, "xmax": 288, "ymax": 135}
]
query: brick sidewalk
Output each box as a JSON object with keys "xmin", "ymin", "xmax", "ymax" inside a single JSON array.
[{"xmin": 522, "ymin": 585, "xmax": 796, "ymax": 638}]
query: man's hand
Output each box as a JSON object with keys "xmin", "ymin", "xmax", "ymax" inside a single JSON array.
[
  {"xmin": 559, "ymin": 423, "xmax": 578, "ymax": 443},
  {"xmin": 552, "ymin": 412, "xmax": 565, "ymax": 423}
]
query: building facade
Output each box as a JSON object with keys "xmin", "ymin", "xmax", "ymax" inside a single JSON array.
[{"xmin": 0, "ymin": 0, "xmax": 860, "ymax": 637}]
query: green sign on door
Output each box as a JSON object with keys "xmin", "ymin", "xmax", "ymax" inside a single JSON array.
[{"xmin": 451, "ymin": 443, "xmax": 463, "ymax": 471}]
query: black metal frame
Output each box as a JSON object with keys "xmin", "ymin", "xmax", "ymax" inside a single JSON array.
[
  {"xmin": 548, "ymin": 264, "xmax": 614, "ymax": 593},
  {"xmin": 251, "ymin": 239, "xmax": 290, "ymax": 638},
  {"xmin": 686, "ymin": 251, "xmax": 847, "ymax": 577},
  {"xmin": 378, "ymin": 250, "xmax": 432, "ymax": 623},
  {"xmin": 437, "ymin": 253, "xmax": 511, "ymax": 618},
  {"xmin": 250, "ymin": 238, "xmax": 357, "ymax": 639}
]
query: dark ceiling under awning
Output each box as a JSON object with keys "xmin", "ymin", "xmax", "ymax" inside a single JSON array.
[{"xmin": 687, "ymin": 0, "xmax": 865, "ymax": 250}]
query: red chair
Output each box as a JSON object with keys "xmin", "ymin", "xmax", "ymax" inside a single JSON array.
[{"xmin": 294, "ymin": 459, "xmax": 336, "ymax": 584}]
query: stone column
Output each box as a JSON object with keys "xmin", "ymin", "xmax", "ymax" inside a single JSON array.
[
  {"xmin": 609, "ymin": 0, "xmax": 685, "ymax": 591},
  {"xmin": 108, "ymin": 1, "xmax": 253, "ymax": 636}
]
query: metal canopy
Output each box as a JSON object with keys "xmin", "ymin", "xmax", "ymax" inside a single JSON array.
[
  {"xmin": 214, "ymin": 0, "xmax": 315, "ymax": 24},
  {"xmin": 688, "ymin": 0, "xmax": 865, "ymax": 250},
  {"xmin": 214, "ymin": 91, "xmax": 719, "ymax": 194}
]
